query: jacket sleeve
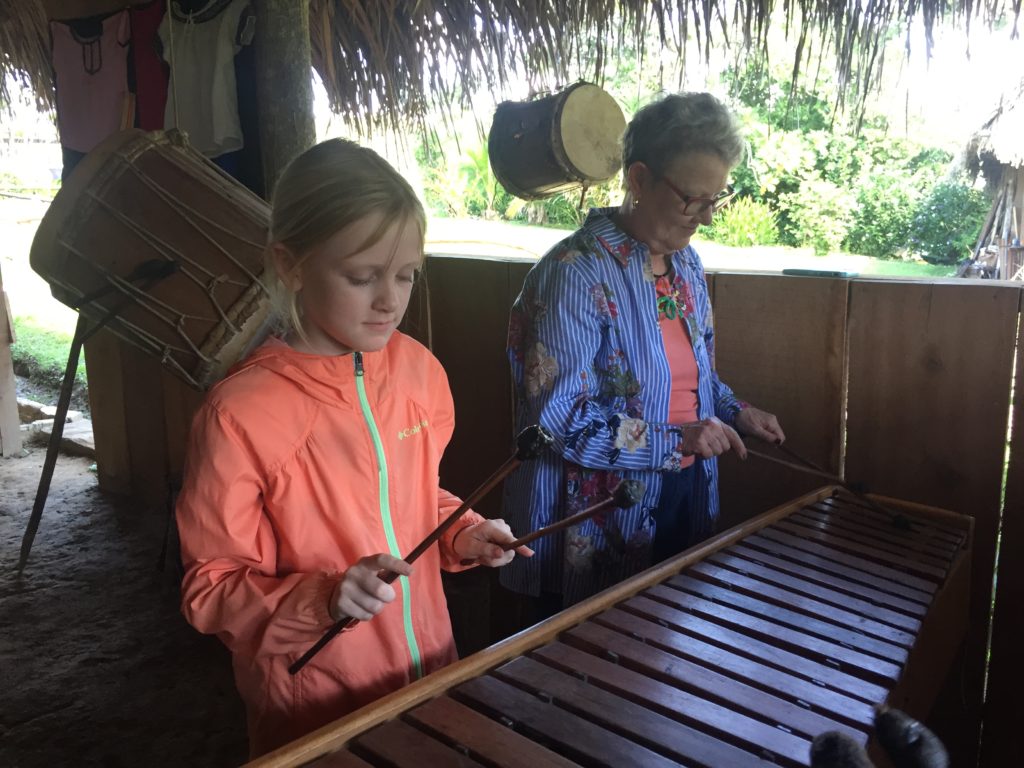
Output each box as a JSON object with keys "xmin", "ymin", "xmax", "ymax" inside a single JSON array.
[
  {"xmin": 423, "ymin": 352, "xmax": 485, "ymax": 570},
  {"xmin": 176, "ymin": 402, "xmax": 338, "ymax": 658},
  {"xmin": 510, "ymin": 250, "xmax": 684, "ymax": 471}
]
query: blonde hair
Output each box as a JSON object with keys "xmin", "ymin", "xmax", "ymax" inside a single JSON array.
[{"xmin": 265, "ymin": 139, "xmax": 426, "ymax": 339}]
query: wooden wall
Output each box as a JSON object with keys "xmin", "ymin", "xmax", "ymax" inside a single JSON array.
[
  {"xmin": 83, "ymin": 257, "xmax": 1024, "ymax": 764},
  {"xmin": 979, "ymin": 293, "xmax": 1024, "ymax": 767},
  {"xmin": 713, "ymin": 273, "xmax": 848, "ymax": 530}
]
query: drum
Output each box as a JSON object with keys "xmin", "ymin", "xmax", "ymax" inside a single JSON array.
[
  {"xmin": 31, "ymin": 129, "xmax": 272, "ymax": 390},
  {"xmin": 488, "ymin": 82, "xmax": 625, "ymax": 200}
]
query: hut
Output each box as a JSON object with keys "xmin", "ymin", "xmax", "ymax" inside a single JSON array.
[
  {"xmin": 964, "ymin": 76, "xmax": 1024, "ymax": 279},
  {"xmin": 1, "ymin": 1, "xmax": 1023, "ymax": 766}
]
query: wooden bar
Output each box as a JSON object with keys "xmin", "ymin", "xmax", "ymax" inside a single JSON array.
[{"xmin": 246, "ymin": 487, "xmax": 969, "ymax": 768}]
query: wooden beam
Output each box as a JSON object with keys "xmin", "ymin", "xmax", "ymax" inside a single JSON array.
[
  {"xmin": 0, "ymin": 265, "xmax": 22, "ymax": 457},
  {"xmin": 83, "ymin": 329, "xmax": 131, "ymax": 494},
  {"xmin": 252, "ymin": 0, "xmax": 316, "ymax": 195},
  {"xmin": 845, "ymin": 279, "xmax": 1020, "ymax": 766},
  {"xmin": 980, "ymin": 289, "xmax": 1024, "ymax": 767}
]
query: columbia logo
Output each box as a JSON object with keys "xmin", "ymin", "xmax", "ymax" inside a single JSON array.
[{"xmin": 398, "ymin": 419, "xmax": 429, "ymax": 440}]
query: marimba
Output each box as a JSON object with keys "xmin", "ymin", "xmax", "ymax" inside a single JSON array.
[{"xmin": 250, "ymin": 486, "xmax": 971, "ymax": 768}]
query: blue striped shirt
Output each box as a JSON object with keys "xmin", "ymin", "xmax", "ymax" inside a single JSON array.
[{"xmin": 500, "ymin": 208, "xmax": 744, "ymax": 606}]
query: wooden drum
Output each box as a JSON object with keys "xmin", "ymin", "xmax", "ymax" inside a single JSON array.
[
  {"xmin": 488, "ymin": 82, "xmax": 625, "ymax": 200},
  {"xmin": 250, "ymin": 486, "xmax": 971, "ymax": 768},
  {"xmin": 31, "ymin": 129, "xmax": 272, "ymax": 390}
]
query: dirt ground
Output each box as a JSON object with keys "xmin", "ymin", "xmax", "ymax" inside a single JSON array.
[{"xmin": 0, "ymin": 449, "xmax": 248, "ymax": 767}]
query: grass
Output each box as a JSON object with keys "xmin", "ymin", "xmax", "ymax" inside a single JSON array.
[
  {"xmin": 9, "ymin": 315, "xmax": 87, "ymax": 391},
  {"xmin": 425, "ymin": 217, "xmax": 960, "ymax": 278},
  {"xmin": 0, "ymin": 201, "xmax": 960, "ymax": 407}
]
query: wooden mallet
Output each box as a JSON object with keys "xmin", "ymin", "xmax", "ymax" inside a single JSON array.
[
  {"xmin": 496, "ymin": 479, "xmax": 647, "ymax": 553},
  {"xmin": 288, "ymin": 424, "xmax": 553, "ymax": 675}
]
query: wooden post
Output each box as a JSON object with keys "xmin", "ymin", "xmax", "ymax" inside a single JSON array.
[
  {"xmin": 253, "ymin": 0, "xmax": 316, "ymax": 196},
  {"xmin": 0, "ymin": 264, "xmax": 22, "ymax": 457}
]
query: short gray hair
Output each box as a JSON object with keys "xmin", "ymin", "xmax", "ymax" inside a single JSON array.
[{"xmin": 622, "ymin": 92, "xmax": 745, "ymax": 177}]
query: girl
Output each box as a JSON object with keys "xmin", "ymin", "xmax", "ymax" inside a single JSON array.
[{"xmin": 175, "ymin": 139, "xmax": 532, "ymax": 757}]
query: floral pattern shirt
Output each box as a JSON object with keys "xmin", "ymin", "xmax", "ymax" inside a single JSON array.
[{"xmin": 500, "ymin": 207, "xmax": 745, "ymax": 606}]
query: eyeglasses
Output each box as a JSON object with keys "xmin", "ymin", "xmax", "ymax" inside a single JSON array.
[{"xmin": 659, "ymin": 177, "xmax": 736, "ymax": 216}]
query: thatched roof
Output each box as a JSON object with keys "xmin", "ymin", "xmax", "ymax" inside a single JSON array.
[
  {"xmin": 3, "ymin": 0, "xmax": 1022, "ymax": 132},
  {"xmin": 0, "ymin": 0, "xmax": 51, "ymax": 111},
  {"xmin": 970, "ymin": 77, "xmax": 1024, "ymax": 169}
]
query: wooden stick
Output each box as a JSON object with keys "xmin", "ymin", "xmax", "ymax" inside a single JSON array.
[
  {"xmin": 746, "ymin": 443, "xmax": 909, "ymax": 527},
  {"xmin": 501, "ymin": 479, "xmax": 646, "ymax": 551},
  {"xmin": 288, "ymin": 424, "xmax": 553, "ymax": 675},
  {"xmin": 746, "ymin": 447, "xmax": 838, "ymax": 483}
]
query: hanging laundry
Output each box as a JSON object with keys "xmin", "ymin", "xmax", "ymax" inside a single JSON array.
[
  {"xmin": 159, "ymin": 0, "xmax": 254, "ymax": 158},
  {"xmin": 130, "ymin": 0, "xmax": 170, "ymax": 131},
  {"xmin": 50, "ymin": 10, "xmax": 132, "ymax": 154}
]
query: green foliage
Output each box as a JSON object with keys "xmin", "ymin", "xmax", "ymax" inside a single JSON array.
[
  {"xmin": 725, "ymin": 65, "xmax": 834, "ymax": 132},
  {"xmin": 512, "ymin": 179, "xmax": 619, "ymax": 228},
  {"xmin": 0, "ymin": 170, "xmax": 60, "ymax": 199},
  {"xmin": 10, "ymin": 315, "xmax": 87, "ymax": 390},
  {"xmin": 845, "ymin": 172, "xmax": 920, "ymax": 259},
  {"xmin": 413, "ymin": 60, "xmax": 990, "ymax": 264},
  {"xmin": 778, "ymin": 179, "xmax": 857, "ymax": 255},
  {"xmin": 907, "ymin": 179, "xmax": 990, "ymax": 265},
  {"xmin": 705, "ymin": 197, "xmax": 779, "ymax": 247}
]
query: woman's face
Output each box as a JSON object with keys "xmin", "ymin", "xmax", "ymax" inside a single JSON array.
[{"xmin": 629, "ymin": 151, "xmax": 731, "ymax": 257}]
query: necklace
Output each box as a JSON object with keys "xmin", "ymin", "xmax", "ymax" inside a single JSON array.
[{"xmin": 656, "ymin": 275, "xmax": 686, "ymax": 321}]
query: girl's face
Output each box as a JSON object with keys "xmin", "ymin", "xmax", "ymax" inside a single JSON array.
[{"xmin": 281, "ymin": 212, "xmax": 423, "ymax": 355}]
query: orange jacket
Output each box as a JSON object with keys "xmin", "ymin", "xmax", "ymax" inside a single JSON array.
[{"xmin": 176, "ymin": 334, "xmax": 483, "ymax": 756}]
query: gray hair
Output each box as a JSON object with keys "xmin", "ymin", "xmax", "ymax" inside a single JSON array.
[{"xmin": 622, "ymin": 92, "xmax": 745, "ymax": 177}]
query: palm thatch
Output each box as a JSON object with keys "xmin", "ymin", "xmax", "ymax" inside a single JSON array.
[
  {"xmin": 0, "ymin": 0, "xmax": 52, "ymax": 111},
  {"xmin": 970, "ymin": 76, "xmax": 1024, "ymax": 170},
  {"xmin": 2, "ymin": 0, "xmax": 1021, "ymax": 132}
]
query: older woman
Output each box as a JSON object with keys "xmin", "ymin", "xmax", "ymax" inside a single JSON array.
[{"xmin": 501, "ymin": 92, "xmax": 785, "ymax": 615}]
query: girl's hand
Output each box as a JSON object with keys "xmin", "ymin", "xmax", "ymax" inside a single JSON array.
[
  {"xmin": 735, "ymin": 406, "xmax": 786, "ymax": 444},
  {"xmin": 454, "ymin": 519, "xmax": 535, "ymax": 567},
  {"xmin": 329, "ymin": 554, "xmax": 413, "ymax": 621}
]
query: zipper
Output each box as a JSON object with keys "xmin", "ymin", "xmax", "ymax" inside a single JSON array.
[{"xmin": 353, "ymin": 352, "xmax": 424, "ymax": 680}]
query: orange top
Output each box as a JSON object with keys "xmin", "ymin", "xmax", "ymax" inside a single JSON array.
[
  {"xmin": 656, "ymin": 275, "xmax": 699, "ymax": 468},
  {"xmin": 176, "ymin": 334, "xmax": 483, "ymax": 756}
]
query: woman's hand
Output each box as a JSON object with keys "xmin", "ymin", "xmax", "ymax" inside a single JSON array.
[
  {"xmin": 329, "ymin": 554, "xmax": 413, "ymax": 622},
  {"xmin": 454, "ymin": 520, "xmax": 535, "ymax": 567},
  {"xmin": 679, "ymin": 416, "xmax": 748, "ymax": 459},
  {"xmin": 735, "ymin": 406, "xmax": 786, "ymax": 444}
]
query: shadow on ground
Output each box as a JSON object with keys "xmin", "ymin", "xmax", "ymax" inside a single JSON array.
[{"xmin": 0, "ymin": 450, "xmax": 247, "ymax": 767}]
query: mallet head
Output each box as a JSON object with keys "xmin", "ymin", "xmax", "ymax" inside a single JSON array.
[
  {"xmin": 809, "ymin": 731, "xmax": 874, "ymax": 768},
  {"xmin": 611, "ymin": 479, "xmax": 646, "ymax": 508},
  {"xmin": 874, "ymin": 707, "xmax": 949, "ymax": 768},
  {"xmin": 515, "ymin": 424, "xmax": 554, "ymax": 460}
]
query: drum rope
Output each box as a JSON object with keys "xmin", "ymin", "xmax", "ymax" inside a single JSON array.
[
  {"xmin": 85, "ymin": 192, "xmax": 253, "ymax": 307},
  {"xmin": 56, "ymin": 236, "xmax": 227, "ymax": 351},
  {"xmin": 121, "ymin": 160, "xmax": 269, "ymax": 255}
]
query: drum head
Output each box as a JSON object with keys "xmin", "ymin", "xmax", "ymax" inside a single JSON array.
[{"xmin": 558, "ymin": 84, "xmax": 625, "ymax": 182}]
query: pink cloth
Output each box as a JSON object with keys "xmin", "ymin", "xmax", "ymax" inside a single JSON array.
[
  {"xmin": 656, "ymin": 275, "xmax": 699, "ymax": 468},
  {"xmin": 130, "ymin": 1, "xmax": 169, "ymax": 131},
  {"xmin": 50, "ymin": 11, "xmax": 131, "ymax": 152}
]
